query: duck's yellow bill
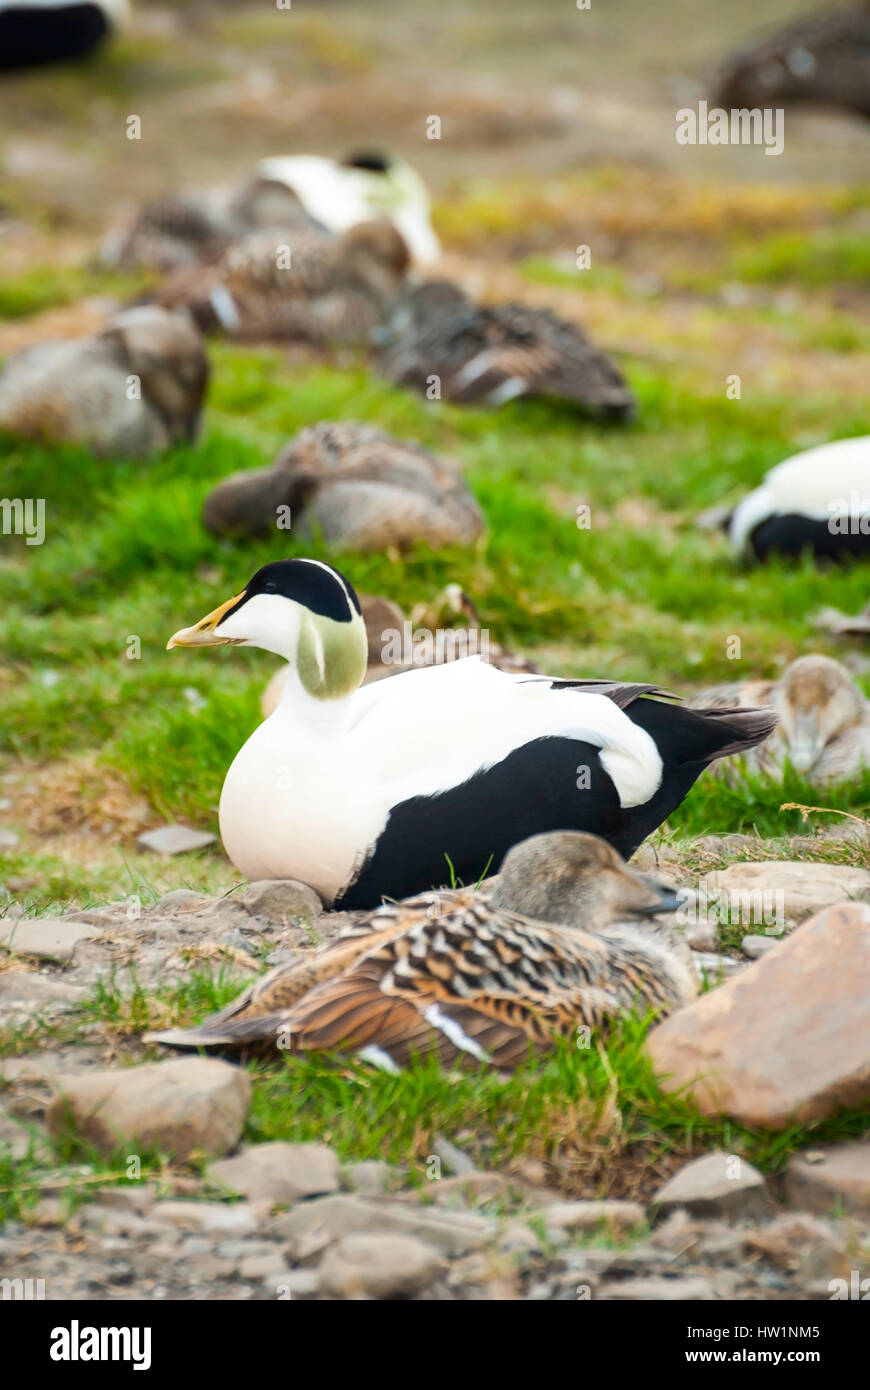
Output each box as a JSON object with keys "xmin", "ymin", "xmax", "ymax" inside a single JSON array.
[{"xmin": 166, "ymin": 591, "xmax": 246, "ymax": 649}]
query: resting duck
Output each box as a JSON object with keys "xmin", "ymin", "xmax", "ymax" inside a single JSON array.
[
  {"xmin": 0, "ymin": 306, "xmax": 209, "ymax": 458},
  {"xmin": 0, "ymin": 0, "xmax": 127, "ymax": 70},
  {"xmin": 375, "ymin": 280, "xmax": 636, "ymax": 421},
  {"xmin": 714, "ymin": 3, "xmax": 870, "ymax": 122},
  {"xmin": 256, "ymin": 151, "xmax": 440, "ymax": 265},
  {"xmin": 689, "ymin": 654, "xmax": 870, "ymax": 785},
  {"xmin": 202, "ymin": 421, "xmax": 484, "ymax": 550},
  {"xmin": 166, "ymin": 558, "xmax": 776, "ymax": 909},
  {"xmin": 146, "ymin": 831, "xmax": 697, "ymax": 1066},
  {"xmin": 158, "ymin": 221, "xmax": 410, "ymax": 345},
  {"xmin": 726, "ymin": 436, "xmax": 870, "ymax": 562}
]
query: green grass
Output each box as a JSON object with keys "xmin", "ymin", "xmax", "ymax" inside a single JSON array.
[{"xmin": 0, "ymin": 265, "xmax": 149, "ymax": 320}]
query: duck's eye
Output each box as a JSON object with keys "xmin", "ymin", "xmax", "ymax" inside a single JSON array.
[{"xmin": 262, "ymin": 581, "xmax": 278, "ymax": 594}]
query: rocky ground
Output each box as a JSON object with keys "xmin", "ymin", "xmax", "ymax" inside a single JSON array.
[{"xmin": 1, "ymin": 844, "xmax": 869, "ymax": 1301}]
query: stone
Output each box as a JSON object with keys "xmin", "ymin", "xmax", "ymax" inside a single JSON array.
[
  {"xmin": 599, "ymin": 1276, "xmax": 715, "ymax": 1301},
  {"xmin": 0, "ymin": 972, "xmax": 87, "ymax": 1013},
  {"xmin": 0, "ymin": 830, "xmax": 20, "ymax": 850},
  {"xmin": 704, "ymin": 861, "xmax": 870, "ymax": 926},
  {"xmin": 96, "ymin": 1184, "xmax": 156, "ymax": 1214},
  {"xmin": 274, "ymin": 1268, "xmax": 319, "ymax": 1296},
  {"xmin": 685, "ymin": 921, "xmax": 719, "ymax": 953},
  {"xmin": 741, "ymin": 934, "xmax": 780, "ymax": 959},
  {"xmin": 240, "ymin": 880, "xmax": 322, "ymax": 922},
  {"xmin": 647, "ymin": 903, "xmax": 870, "ymax": 1128},
  {"xmin": 431, "ymin": 1134, "xmax": 476, "ymax": 1176},
  {"xmin": 428, "ymin": 1173, "xmax": 514, "ymax": 1206},
  {"xmin": 652, "ymin": 1152, "xmax": 768, "ymax": 1220},
  {"xmin": 208, "ymin": 1142, "xmax": 341, "ymax": 1206},
  {"xmin": 238, "ymin": 1250, "xmax": 288, "ymax": 1280},
  {"xmin": 278, "ymin": 1193, "xmax": 496, "ymax": 1255},
  {"xmin": 150, "ymin": 1200, "xmax": 260, "ymax": 1235},
  {"xmin": 46, "ymin": 1058, "xmax": 250, "ymax": 1159},
  {"xmin": 0, "ymin": 917, "xmax": 101, "ymax": 961},
  {"xmin": 318, "ymin": 1233, "xmax": 444, "ymax": 1299},
  {"xmin": 156, "ymin": 889, "xmax": 214, "ymax": 911},
  {"xmin": 137, "ymin": 825, "xmax": 216, "ymax": 856},
  {"xmin": 342, "ymin": 1160, "xmax": 396, "ymax": 1195},
  {"xmin": 540, "ymin": 1199, "xmax": 646, "ymax": 1234},
  {"xmin": 744, "ymin": 1213, "xmax": 848, "ymax": 1283},
  {"xmin": 786, "ymin": 1143, "xmax": 870, "ymax": 1216}
]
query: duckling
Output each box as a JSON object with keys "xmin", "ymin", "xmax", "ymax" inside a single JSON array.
[
  {"xmin": 689, "ymin": 655, "xmax": 870, "ymax": 785},
  {"xmin": 165, "ymin": 556, "xmax": 776, "ymax": 908},
  {"xmin": 714, "ymin": 4, "xmax": 870, "ymax": 121},
  {"xmin": 202, "ymin": 421, "xmax": 484, "ymax": 551},
  {"xmin": 256, "ymin": 150, "xmax": 440, "ymax": 264},
  {"xmin": 725, "ymin": 436, "xmax": 870, "ymax": 563},
  {"xmin": 157, "ymin": 220, "xmax": 410, "ymax": 344},
  {"xmin": 0, "ymin": 0, "xmax": 128, "ymax": 70},
  {"xmin": 375, "ymin": 280, "xmax": 636, "ymax": 421},
  {"xmin": 0, "ymin": 306, "xmax": 209, "ymax": 457},
  {"xmin": 146, "ymin": 831, "xmax": 696, "ymax": 1067}
]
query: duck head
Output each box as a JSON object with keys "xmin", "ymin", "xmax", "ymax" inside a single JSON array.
[
  {"xmin": 489, "ymin": 831, "xmax": 681, "ymax": 932},
  {"xmin": 774, "ymin": 654, "xmax": 865, "ymax": 774},
  {"xmin": 167, "ymin": 557, "xmax": 368, "ymax": 700}
]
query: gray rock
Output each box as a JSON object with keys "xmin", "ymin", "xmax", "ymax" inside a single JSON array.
[
  {"xmin": 274, "ymin": 1268, "xmax": 319, "ymax": 1297},
  {"xmin": 239, "ymin": 1250, "xmax": 289, "ymax": 1280},
  {"xmin": 540, "ymin": 1199, "xmax": 646, "ymax": 1234},
  {"xmin": 0, "ymin": 972, "xmax": 88, "ymax": 1015},
  {"xmin": 342, "ymin": 1160, "xmax": 396, "ymax": 1195},
  {"xmin": 156, "ymin": 889, "xmax": 214, "ymax": 911},
  {"xmin": 137, "ymin": 825, "xmax": 216, "ymax": 856},
  {"xmin": 600, "ymin": 1275, "xmax": 715, "ymax": 1300},
  {"xmin": 741, "ymin": 934, "xmax": 781, "ymax": 959},
  {"xmin": 97, "ymin": 1183, "xmax": 156, "ymax": 1214},
  {"xmin": 279, "ymin": 1193, "xmax": 496, "ymax": 1256},
  {"xmin": 150, "ymin": 1200, "xmax": 260, "ymax": 1235},
  {"xmin": 786, "ymin": 1143, "xmax": 870, "ymax": 1216},
  {"xmin": 240, "ymin": 880, "xmax": 322, "ymax": 922},
  {"xmin": 685, "ymin": 921, "xmax": 720, "ymax": 953},
  {"xmin": 208, "ymin": 1141, "xmax": 341, "ymax": 1206},
  {"xmin": 319, "ymin": 1232, "xmax": 445, "ymax": 1299},
  {"xmin": 0, "ymin": 917, "xmax": 101, "ymax": 961},
  {"xmin": 46, "ymin": 1058, "xmax": 250, "ymax": 1159},
  {"xmin": 432, "ymin": 1134, "xmax": 476, "ymax": 1176},
  {"xmin": 0, "ymin": 830, "xmax": 20, "ymax": 850},
  {"xmin": 652, "ymin": 1152, "xmax": 768, "ymax": 1220},
  {"xmin": 705, "ymin": 861, "xmax": 870, "ymax": 927}
]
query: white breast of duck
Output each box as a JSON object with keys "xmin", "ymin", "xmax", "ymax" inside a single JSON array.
[{"xmin": 167, "ymin": 558, "xmax": 777, "ymax": 909}]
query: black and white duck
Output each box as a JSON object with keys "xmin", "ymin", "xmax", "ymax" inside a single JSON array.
[{"xmin": 166, "ymin": 557, "xmax": 776, "ymax": 909}]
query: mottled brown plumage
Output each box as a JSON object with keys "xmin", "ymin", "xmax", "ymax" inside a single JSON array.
[
  {"xmin": 376, "ymin": 281, "xmax": 636, "ymax": 420},
  {"xmin": 714, "ymin": 3, "xmax": 870, "ymax": 121},
  {"xmin": 158, "ymin": 220, "xmax": 410, "ymax": 344},
  {"xmin": 0, "ymin": 306, "xmax": 209, "ymax": 458},
  {"xmin": 146, "ymin": 832, "xmax": 696, "ymax": 1069},
  {"xmin": 203, "ymin": 421, "xmax": 484, "ymax": 551},
  {"xmin": 689, "ymin": 654, "xmax": 870, "ymax": 785}
]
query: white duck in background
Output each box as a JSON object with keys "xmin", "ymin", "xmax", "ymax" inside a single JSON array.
[
  {"xmin": 167, "ymin": 558, "xmax": 777, "ymax": 909},
  {"xmin": 727, "ymin": 435, "xmax": 870, "ymax": 563},
  {"xmin": 256, "ymin": 151, "xmax": 440, "ymax": 265}
]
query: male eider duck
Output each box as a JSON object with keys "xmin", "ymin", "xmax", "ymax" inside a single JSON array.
[
  {"xmin": 727, "ymin": 436, "xmax": 870, "ymax": 563},
  {"xmin": 376, "ymin": 281, "xmax": 636, "ymax": 421},
  {"xmin": 690, "ymin": 654, "xmax": 870, "ymax": 785},
  {"xmin": 146, "ymin": 831, "xmax": 697, "ymax": 1066},
  {"xmin": 166, "ymin": 558, "xmax": 776, "ymax": 909},
  {"xmin": 255, "ymin": 151, "xmax": 440, "ymax": 265},
  {"xmin": 0, "ymin": 0, "xmax": 128, "ymax": 70}
]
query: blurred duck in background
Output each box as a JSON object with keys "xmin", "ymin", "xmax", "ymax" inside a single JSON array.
[
  {"xmin": 714, "ymin": 3, "xmax": 870, "ymax": 122},
  {"xmin": 0, "ymin": 306, "xmax": 208, "ymax": 458},
  {"xmin": 0, "ymin": 0, "xmax": 128, "ymax": 70},
  {"xmin": 376, "ymin": 280, "xmax": 636, "ymax": 421},
  {"xmin": 689, "ymin": 654, "xmax": 870, "ymax": 786}
]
